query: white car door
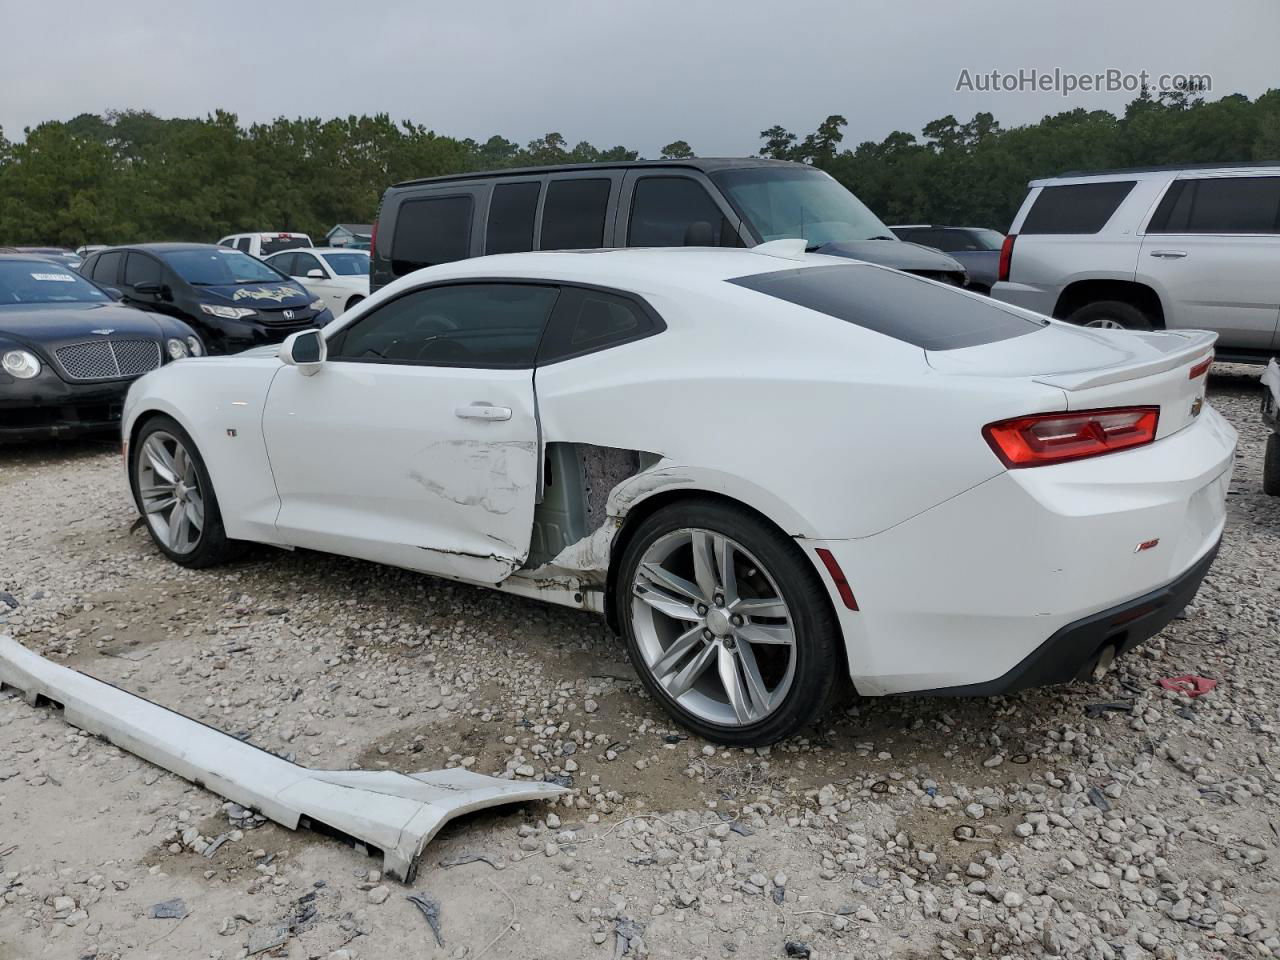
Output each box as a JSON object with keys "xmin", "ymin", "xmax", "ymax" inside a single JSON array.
[
  {"xmin": 1140, "ymin": 173, "xmax": 1280, "ymax": 350},
  {"xmin": 260, "ymin": 280, "xmax": 557, "ymax": 584}
]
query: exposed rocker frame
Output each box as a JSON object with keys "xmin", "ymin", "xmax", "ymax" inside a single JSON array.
[{"xmin": 0, "ymin": 636, "xmax": 566, "ymax": 882}]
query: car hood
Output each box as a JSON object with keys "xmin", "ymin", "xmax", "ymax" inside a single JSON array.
[
  {"xmin": 0, "ymin": 302, "xmax": 167, "ymax": 344},
  {"xmin": 814, "ymin": 240, "xmax": 965, "ymax": 274},
  {"xmin": 198, "ymin": 282, "xmax": 312, "ymax": 308}
]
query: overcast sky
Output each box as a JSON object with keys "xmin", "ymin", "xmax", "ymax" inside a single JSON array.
[{"xmin": 2, "ymin": 0, "xmax": 1276, "ymax": 156}]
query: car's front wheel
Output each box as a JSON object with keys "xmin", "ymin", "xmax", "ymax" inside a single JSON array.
[
  {"xmin": 130, "ymin": 415, "xmax": 239, "ymax": 567},
  {"xmin": 616, "ymin": 499, "xmax": 841, "ymax": 746}
]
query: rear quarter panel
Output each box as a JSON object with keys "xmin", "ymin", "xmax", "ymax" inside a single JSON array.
[
  {"xmin": 534, "ymin": 284, "xmax": 1065, "ymax": 539},
  {"xmin": 124, "ymin": 358, "xmax": 285, "ymax": 543}
]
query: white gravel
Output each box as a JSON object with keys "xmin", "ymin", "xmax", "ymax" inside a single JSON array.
[{"xmin": 0, "ymin": 365, "xmax": 1276, "ymax": 959}]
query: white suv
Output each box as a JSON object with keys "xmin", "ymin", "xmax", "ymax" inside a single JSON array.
[{"xmin": 992, "ymin": 165, "xmax": 1280, "ymax": 362}]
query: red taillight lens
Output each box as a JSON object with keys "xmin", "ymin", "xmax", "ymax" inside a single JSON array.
[
  {"xmin": 814, "ymin": 548, "xmax": 859, "ymax": 611},
  {"xmin": 369, "ymin": 219, "xmax": 378, "ymax": 256},
  {"xmin": 983, "ymin": 406, "xmax": 1160, "ymax": 468},
  {"xmin": 997, "ymin": 233, "xmax": 1015, "ymax": 283},
  {"xmin": 1188, "ymin": 352, "xmax": 1213, "ymax": 379}
]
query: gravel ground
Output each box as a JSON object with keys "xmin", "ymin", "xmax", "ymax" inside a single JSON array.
[{"xmin": 0, "ymin": 366, "xmax": 1276, "ymax": 960}]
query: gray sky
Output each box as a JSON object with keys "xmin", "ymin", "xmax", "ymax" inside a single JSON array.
[{"xmin": 2, "ymin": 0, "xmax": 1276, "ymax": 155}]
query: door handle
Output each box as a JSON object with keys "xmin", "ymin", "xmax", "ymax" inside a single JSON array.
[
  {"xmin": 455, "ymin": 403, "xmax": 512, "ymax": 421},
  {"xmin": 1149, "ymin": 249, "xmax": 1188, "ymax": 259}
]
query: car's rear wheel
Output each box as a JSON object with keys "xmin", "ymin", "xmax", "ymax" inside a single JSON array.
[
  {"xmin": 1067, "ymin": 299, "xmax": 1153, "ymax": 330},
  {"xmin": 130, "ymin": 415, "xmax": 238, "ymax": 567},
  {"xmin": 616, "ymin": 499, "xmax": 841, "ymax": 746},
  {"xmin": 1264, "ymin": 434, "xmax": 1280, "ymax": 496},
  {"xmin": 345, "ymin": 295, "xmax": 364, "ymax": 313}
]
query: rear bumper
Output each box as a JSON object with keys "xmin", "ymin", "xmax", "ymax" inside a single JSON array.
[
  {"xmin": 990, "ymin": 281, "xmax": 1058, "ymax": 316},
  {"xmin": 913, "ymin": 540, "xmax": 1219, "ymax": 696},
  {"xmin": 801, "ymin": 406, "xmax": 1236, "ymax": 695}
]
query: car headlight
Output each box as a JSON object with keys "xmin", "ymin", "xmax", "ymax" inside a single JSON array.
[
  {"xmin": 309, "ymin": 299, "xmax": 325, "ymax": 313},
  {"xmin": 199, "ymin": 303, "xmax": 258, "ymax": 320},
  {"xmin": 186, "ymin": 336, "xmax": 204, "ymax": 357},
  {"xmin": 1, "ymin": 349, "xmax": 41, "ymax": 380},
  {"xmin": 166, "ymin": 338, "xmax": 189, "ymax": 360}
]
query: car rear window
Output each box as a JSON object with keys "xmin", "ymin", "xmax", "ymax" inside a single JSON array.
[
  {"xmin": 729, "ymin": 263, "xmax": 1044, "ymax": 351},
  {"xmin": 1020, "ymin": 181, "xmax": 1136, "ymax": 234},
  {"xmin": 261, "ymin": 236, "xmax": 311, "ymax": 255}
]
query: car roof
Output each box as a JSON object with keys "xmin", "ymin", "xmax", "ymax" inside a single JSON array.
[
  {"xmin": 102, "ymin": 243, "xmax": 225, "ymax": 253},
  {"xmin": 0, "ymin": 253, "xmax": 76, "ymax": 263},
  {"xmin": 267, "ymin": 247, "xmax": 367, "ymax": 256},
  {"xmin": 1032, "ymin": 162, "xmax": 1280, "ymax": 187},
  {"xmin": 390, "ymin": 157, "xmax": 805, "ymax": 189}
]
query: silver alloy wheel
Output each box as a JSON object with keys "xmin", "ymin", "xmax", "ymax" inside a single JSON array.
[
  {"xmin": 137, "ymin": 430, "xmax": 205, "ymax": 554},
  {"xmin": 1084, "ymin": 317, "xmax": 1126, "ymax": 329},
  {"xmin": 631, "ymin": 529, "xmax": 796, "ymax": 727}
]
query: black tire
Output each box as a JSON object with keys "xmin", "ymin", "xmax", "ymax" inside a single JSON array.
[
  {"xmin": 345, "ymin": 295, "xmax": 364, "ymax": 312},
  {"xmin": 615, "ymin": 498, "xmax": 842, "ymax": 746},
  {"xmin": 1264, "ymin": 434, "xmax": 1280, "ymax": 496},
  {"xmin": 1066, "ymin": 299, "xmax": 1153, "ymax": 330},
  {"xmin": 129, "ymin": 414, "xmax": 240, "ymax": 568}
]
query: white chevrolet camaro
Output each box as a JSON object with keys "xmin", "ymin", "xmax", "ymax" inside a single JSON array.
[{"xmin": 122, "ymin": 243, "xmax": 1236, "ymax": 745}]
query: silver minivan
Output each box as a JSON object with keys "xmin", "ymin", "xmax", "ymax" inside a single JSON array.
[{"xmin": 992, "ymin": 164, "xmax": 1280, "ymax": 362}]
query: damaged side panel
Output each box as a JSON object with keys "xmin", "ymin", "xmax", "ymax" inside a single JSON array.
[{"xmin": 0, "ymin": 636, "xmax": 566, "ymax": 883}]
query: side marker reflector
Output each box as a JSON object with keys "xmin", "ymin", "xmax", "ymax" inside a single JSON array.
[{"xmin": 815, "ymin": 548, "xmax": 859, "ymax": 611}]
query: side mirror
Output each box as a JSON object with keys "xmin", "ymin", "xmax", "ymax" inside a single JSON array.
[
  {"xmin": 279, "ymin": 329, "xmax": 326, "ymax": 376},
  {"xmin": 306, "ymin": 268, "xmax": 325, "ymax": 279},
  {"xmin": 133, "ymin": 281, "xmax": 163, "ymax": 297}
]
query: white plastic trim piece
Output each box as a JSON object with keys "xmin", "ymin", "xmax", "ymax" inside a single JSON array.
[{"xmin": 0, "ymin": 635, "xmax": 567, "ymax": 881}]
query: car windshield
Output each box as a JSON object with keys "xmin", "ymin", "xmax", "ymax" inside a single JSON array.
[
  {"xmin": 164, "ymin": 249, "xmax": 287, "ymax": 285},
  {"xmin": 711, "ymin": 167, "xmax": 894, "ymax": 246},
  {"xmin": 0, "ymin": 260, "xmax": 110, "ymax": 305},
  {"xmin": 321, "ymin": 252, "xmax": 370, "ymax": 276}
]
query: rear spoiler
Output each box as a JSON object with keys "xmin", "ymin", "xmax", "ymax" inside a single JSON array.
[{"xmin": 1031, "ymin": 329, "xmax": 1217, "ymax": 391}]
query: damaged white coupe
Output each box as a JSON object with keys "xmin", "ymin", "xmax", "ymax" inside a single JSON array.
[{"xmin": 122, "ymin": 244, "xmax": 1235, "ymax": 745}]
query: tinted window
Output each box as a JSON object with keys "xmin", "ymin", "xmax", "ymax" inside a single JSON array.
[
  {"xmin": 329, "ymin": 283, "xmax": 558, "ymax": 367},
  {"xmin": 538, "ymin": 287, "xmax": 661, "ymax": 363},
  {"xmin": 1149, "ymin": 176, "xmax": 1280, "ymax": 234},
  {"xmin": 293, "ymin": 253, "xmax": 323, "ymax": 276},
  {"xmin": 124, "ymin": 253, "xmax": 162, "ymax": 287},
  {"xmin": 628, "ymin": 177, "xmax": 737, "ymax": 247},
  {"xmin": 1020, "ymin": 181, "xmax": 1136, "ymax": 234},
  {"xmin": 729, "ymin": 263, "xmax": 1044, "ymax": 350},
  {"xmin": 269, "ymin": 253, "xmax": 297, "ymax": 275},
  {"xmin": 486, "ymin": 182, "xmax": 541, "ymax": 255},
  {"xmin": 540, "ymin": 179, "xmax": 611, "ymax": 250},
  {"xmin": 261, "ymin": 236, "xmax": 310, "ymax": 255},
  {"xmin": 235, "ymin": 238, "xmax": 252, "ymax": 253},
  {"xmin": 92, "ymin": 251, "xmax": 125, "ymax": 283},
  {"xmin": 164, "ymin": 248, "xmax": 287, "ymax": 285},
  {"xmin": 392, "ymin": 195, "xmax": 473, "ymax": 274}
]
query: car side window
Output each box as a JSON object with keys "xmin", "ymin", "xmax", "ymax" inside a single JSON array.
[
  {"xmin": 293, "ymin": 253, "xmax": 322, "ymax": 276},
  {"xmin": 537, "ymin": 286, "xmax": 663, "ymax": 364},
  {"xmin": 92, "ymin": 251, "xmax": 125, "ymax": 284},
  {"xmin": 486, "ymin": 181, "xmax": 541, "ymax": 255},
  {"xmin": 1021, "ymin": 181, "xmax": 1136, "ymax": 234},
  {"xmin": 1148, "ymin": 176, "xmax": 1280, "ymax": 234},
  {"xmin": 327, "ymin": 282, "xmax": 560, "ymax": 368},
  {"xmin": 628, "ymin": 177, "xmax": 740, "ymax": 247},
  {"xmin": 270, "ymin": 253, "xmax": 297, "ymax": 276},
  {"xmin": 123, "ymin": 253, "xmax": 162, "ymax": 286},
  {"xmin": 235, "ymin": 238, "xmax": 252, "ymax": 253},
  {"xmin": 540, "ymin": 179, "xmax": 611, "ymax": 250},
  {"xmin": 391, "ymin": 195, "xmax": 473, "ymax": 275}
]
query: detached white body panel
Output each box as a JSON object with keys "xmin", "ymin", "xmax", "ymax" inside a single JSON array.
[{"xmin": 0, "ymin": 636, "xmax": 565, "ymax": 881}]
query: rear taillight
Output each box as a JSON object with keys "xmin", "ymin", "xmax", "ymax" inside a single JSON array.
[
  {"xmin": 997, "ymin": 233, "xmax": 1016, "ymax": 283},
  {"xmin": 369, "ymin": 219, "xmax": 378, "ymax": 256},
  {"xmin": 1188, "ymin": 352, "xmax": 1213, "ymax": 379},
  {"xmin": 983, "ymin": 406, "xmax": 1160, "ymax": 468}
]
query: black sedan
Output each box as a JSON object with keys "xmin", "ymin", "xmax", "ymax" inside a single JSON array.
[
  {"xmin": 0, "ymin": 254, "xmax": 203, "ymax": 442},
  {"xmin": 79, "ymin": 244, "xmax": 334, "ymax": 355}
]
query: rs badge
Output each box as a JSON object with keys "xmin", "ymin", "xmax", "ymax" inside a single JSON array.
[{"xmin": 1190, "ymin": 396, "xmax": 1203, "ymax": 417}]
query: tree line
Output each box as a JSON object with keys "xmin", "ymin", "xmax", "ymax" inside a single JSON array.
[{"xmin": 0, "ymin": 87, "xmax": 1277, "ymax": 248}]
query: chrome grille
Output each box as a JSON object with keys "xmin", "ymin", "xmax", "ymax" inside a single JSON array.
[{"xmin": 55, "ymin": 339, "xmax": 162, "ymax": 381}]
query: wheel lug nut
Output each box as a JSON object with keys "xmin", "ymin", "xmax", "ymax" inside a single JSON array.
[
  {"xmin": 714, "ymin": 595, "xmax": 724, "ymax": 607},
  {"xmin": 697, "ymin": 604, "xmax": 708, "ymax": 616},
  {"xmin": 731, "ymin": 614, "xmax": 744, "ymax": 626},
  {"xmin": 702, "ymin": 629, "xmax": 713, "ymax": 641}
]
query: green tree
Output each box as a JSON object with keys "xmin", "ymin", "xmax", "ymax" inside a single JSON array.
[{"xmin": 660, "ymin": 140, "xmax": 695, "ymax": 159}]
